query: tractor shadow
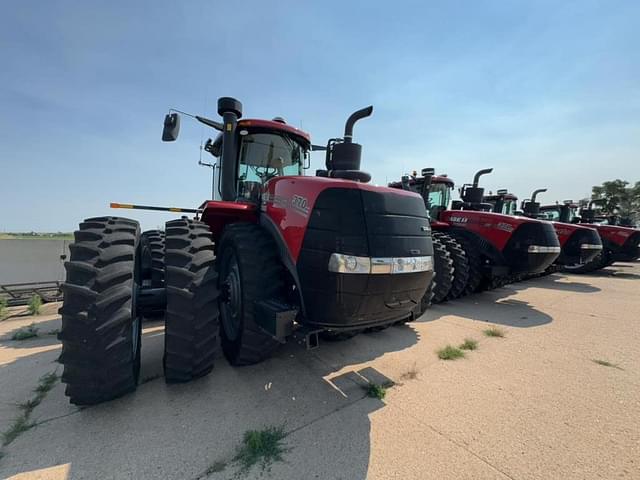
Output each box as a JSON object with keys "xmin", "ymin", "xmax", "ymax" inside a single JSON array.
[
  {"xmin": 420, "ymin": 286, "xmax": 553, "ymax": 328},
  {"xmin": 514, "ymin": 274, "xmax": 601, "ymax": 293},
  {"xmin": 0, "ymin": 319, "xmax": 417, "ymax": 480},
  {"xmin": 584, "ymin": 268, "xmax": 640, "ymax": 280}
]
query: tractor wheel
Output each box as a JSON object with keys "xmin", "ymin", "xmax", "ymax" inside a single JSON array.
[
  {"xmin": 562, "ymin": 261, "xmax": 598, "ymax": 274},
  {"xmin": 217, "ymin": 223, "xmax": 284, "ymax": 365},
  {"xmin": 563, "ymin": 250, "xmax": 611, "ymax": 274},
  {"xmin": 141, "ymin": 230, "xmax": 165, "ymax": 288},
  {"xmin": 163, "ymin": 219, "xmax": 219, "ymax": 382},
  {"xmin": 451, "ymin": 234, "xmax": 484, "ymax": 295},
  {"xmin": 58, "ymin": 217, "xmax": 142, "ymax": 405},
  {"xmin": 140, "ymin": 230, "xmax": 166, "ymax": 319},
  {"xmin": 431, "ymin": 235, "xmax": 454, "ymax": 303},
  {"xmin": 435, "ymin": 232, "xmax": 469, "ymax": 300}
]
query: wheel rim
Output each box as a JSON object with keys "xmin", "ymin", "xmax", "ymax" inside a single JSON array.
[{"xmin": 221, "ymin": 252, "xmax": 242, "ymax": 341}]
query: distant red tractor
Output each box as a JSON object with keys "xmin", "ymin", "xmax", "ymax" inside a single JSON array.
[
  {"xmin": 58, "ymin": 98, "xmax": 434, "ymax": 405},
  {"xmin": 389, "ymin": 168, "xmax": 561, "ymax": 303},
  {"xmin": 484, "ymin": 189, "xmax": 603, "ymax": 272},
  {"xmin": 539, "ymin": 201, "xmax": 640, "ymax": 272}
]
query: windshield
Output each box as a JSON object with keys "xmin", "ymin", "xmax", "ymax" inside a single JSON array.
[
  {"xmin": 238, "ymin": 132, "xmax": 307, "ymax": 183},
  {"xmin": 503, "ymin": 199, "xmax": 517, "ymax": 215},
  {"xmin": 427, "ymin": 183, "xmax": 451, "ymax": 219},
  {"xmin": 543, "ymin": 209, "xmax": 561, "ymax": 221}
]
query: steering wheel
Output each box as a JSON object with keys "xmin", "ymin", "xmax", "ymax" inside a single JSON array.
[{"xmin": 252, "ymin": 165, "xmax": 278, "ymax": 182}]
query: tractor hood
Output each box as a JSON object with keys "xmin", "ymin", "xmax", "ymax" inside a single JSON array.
[{"xmin": 439, "ymin": 210, "xmax": 557, "ymax": 252}]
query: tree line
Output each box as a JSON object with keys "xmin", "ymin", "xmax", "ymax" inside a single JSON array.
[{"xmin": 588, "ymin": 179, "xmax": 640, "ymax": 227}]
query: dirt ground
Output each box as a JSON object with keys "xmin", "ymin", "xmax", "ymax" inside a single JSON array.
[{"xmin": 0, "ymin": 263, "xmax": 638, "ymax": 480}]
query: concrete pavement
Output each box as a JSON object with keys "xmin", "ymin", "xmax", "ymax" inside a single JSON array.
[{"xmin": 0, "ymin": 263, "xmax": 638, "ymax": 479}]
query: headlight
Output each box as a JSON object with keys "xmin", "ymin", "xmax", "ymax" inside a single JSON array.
[
  {"xmin": 328, "ymin": 254, "xmax": 433, "ymax": 274},
  {"xmin": 527, "ymin": 246, "xmax": 561, "ymax": 253},
  {"xmin": 328, "ymin": 254, "xmax": 371, "ymax": 274}
]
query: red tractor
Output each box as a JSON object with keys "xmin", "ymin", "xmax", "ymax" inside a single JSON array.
[
  {"xmin": 539, "ymin": 201, "xmax": 640, "ymax": 272},
  {"xmin": 389, "ymin": 168, "xmax": 561, "ymax": 303},
  {"xmin": 58, "ymin": 97, "xmax": 434, "ymax": 405},
  {"xmin": 484, "ymin": 189, "xmax": 603, "ymax": 272}
]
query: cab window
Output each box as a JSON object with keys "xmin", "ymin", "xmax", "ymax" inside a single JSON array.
[{"xmin": 238, "ymin": 132, "xmax": 307, "ymax": 183}]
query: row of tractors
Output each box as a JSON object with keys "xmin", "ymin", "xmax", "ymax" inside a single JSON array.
[
  {"xmin": 57, "ymin": 98, "xmax": 640, "ymax": 405},
  {"xmin": 389, "ymin": 168, "xmax": 640, "ymax": 305}
]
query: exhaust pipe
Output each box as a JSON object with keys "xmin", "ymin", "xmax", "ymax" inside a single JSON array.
[
  {"xmin": 531, "ymin": 188, "xmax": 547, "ymax": 203},
  {"xmin": 217, "ymin": 97, "xmax": 243, "ymax": 201},
  {"xmin": 472, "ymin": 168, "xmax": 493, "ymax": 187},
  {"xmin": 343, "ymin": 106, "xmax": 373, "ymax": 143},
  {"xmin": 329, "ymin": 105, "xmax": 373, "ymax": 171}
]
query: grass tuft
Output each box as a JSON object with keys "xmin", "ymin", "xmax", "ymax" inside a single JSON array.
[
  {"xmin": 35, "ymin": 372, "xmax": 59, "ymax": 394},
  {"xmin": 0, "ymin": 298, "xmax": 7, "ymax": 319},
  {"xmin": 2, "ymin": 370, "xmax": 59, "ymax": 446},
  {"xmin": 437, "ymin": 345, "xmax": 465, "ymax": 360},
  {"xmin": 592, "ymin": 359, "xmax": 623, "ymax": 370},
  {"xmin": 27, "ymin": 295, "xmax": 42, "ymax": 316},
  {"xmin": 365, "ymin": 382, "xmax": 387, "ymax": 399},
  {"xmin": 459, "ymin": 338, "xmax": 478, "ymax": 351},
  {"xmin": 11, "ymin": 323, "xmax": 39, "ymax": 341},
  {"xmin": 233, "ymin": 426, "xmax": 288, "ymax": 473},
  {"xmin": 18, "ymin": 398, "xmax": 41, "ymax": 411},
  {"xmin": 483, "ymin": 327, "xmax": 505, "ymax": 338},
  {"xmin": 2, "ymin": 414, "xmax": 34, "ymax": 446},
  {"xmin": 47, "ymin": 329, "xmax": 60, "ymax": 336}
]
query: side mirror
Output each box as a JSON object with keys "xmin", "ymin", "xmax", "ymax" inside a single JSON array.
[{"xmin": 162, "ymin": 113, "xmax": 180, "ymax": 141}]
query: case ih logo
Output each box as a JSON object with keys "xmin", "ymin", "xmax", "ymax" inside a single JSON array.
[
  {"xmin": 449, "ymin": 216, "xmax": 468, "ymax": 223},
  {"xmin": 555, "ymin": 228, "xmax": 571, "ymax": 236},
  {"xmin": 291, "ymin": 195, "xmax": 310, "ymax": 217},
  {"xmin": 496, "ymin": 222, "xmax": 515, "ymax": 233},
  {"xmin": 262, "ymin": 193, "xmax": 288, "ymax": 210}
]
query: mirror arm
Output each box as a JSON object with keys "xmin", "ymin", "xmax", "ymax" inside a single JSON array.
[
  {"xmin": 195, "ymin": 115, "xmax": 223, "ymax": 131},
  {"xmin": 311, "ymin": 144, "xmax": 327, "ymax": 151}
]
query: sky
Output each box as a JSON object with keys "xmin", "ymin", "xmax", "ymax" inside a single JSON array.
[{"xmin": 1, "ymin": 0, "xmax": 639, "ymax": 231}]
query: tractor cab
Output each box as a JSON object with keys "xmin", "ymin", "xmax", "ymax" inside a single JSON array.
[
  {"xmin": 540, "ymin": 202, "xmax": 581, "ymax": 223},
  {"xmin": 231, "ymin": 122, "xmax": 309, "ymax": 203},
  {"xmin": 388, "ymin": 168, "xmax": 453, "ymax": 220},
  {"xmin": 484, "ymin": 189, "xmax": 518, "ymax": 215},
  {"xmin": 204, "ymin": 119, "xmax": 310, "ymax": 204}
]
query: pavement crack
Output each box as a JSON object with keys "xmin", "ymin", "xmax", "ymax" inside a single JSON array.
[
  {"xmin": 394, "ymin": 404, "xmax": 518, "ymax": 480},
  {"xmin": 33, "ymin": 408, "xmax": 84, "ymax": 427}
]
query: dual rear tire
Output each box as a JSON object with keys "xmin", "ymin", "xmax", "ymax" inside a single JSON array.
[{"xmin": 59, "ymin": 218, "xmax": 287, "ymax": 404}]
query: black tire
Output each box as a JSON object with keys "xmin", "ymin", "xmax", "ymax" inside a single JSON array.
[
  {"xmin": 141, "ymin": 230, "xmax": 165, "ymax": 288},
  {"xmin": 418, "ymin": 271, "xmax": 434, "ymax": 314},
  {"xmin": 436, "ymin": 233, "xmax": 470, "ymax": 300},
  {"xmin": 451, "ymin": 233, "xmax": 484, "ymax": 295},
  {"xmin": 431, "ymin": 235, "xmax": 454, "ymax": 303},
  {"xmin": 217, "ymin": 223, "xmax": 284, "ymax": 365},
  {"xmin": 163, "ymin": 218, "xmax": 219, "ymax": 383},
  {"xmin": 58, "ymin": 217, "xmax": 142, "ymax": 405},
  {"xmin": 563, "ymin": 249, "xmax": 611, "ymax": 274}
]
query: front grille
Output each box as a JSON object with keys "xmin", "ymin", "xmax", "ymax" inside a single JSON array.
[
  {"xmin": 562, "ymin": 228, "xmax": 602, "ymax": 264},
  {"xmin": 503, "ymin": 221, "xmax": 560, "ymax": 273},
  {"xmin": 296, "ymin": 187, "xmax": 433, "ymax": 328}
]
